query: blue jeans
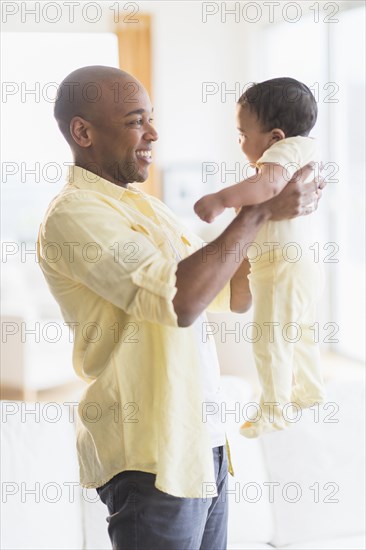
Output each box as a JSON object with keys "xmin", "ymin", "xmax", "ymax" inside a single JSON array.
[{"xmin": 96, "ymin": 445, "xmax": 228, "ymax": 550}]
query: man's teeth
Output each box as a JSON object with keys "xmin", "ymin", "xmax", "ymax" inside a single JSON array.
[{"xmin": 136, "ymin": 150, "xmax": 152, "ymax": 158}]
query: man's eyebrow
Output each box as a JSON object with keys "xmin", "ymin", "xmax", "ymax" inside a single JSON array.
[{"xmin": 124, "ymin": 107, "xmax": 154, "ymax": 117}]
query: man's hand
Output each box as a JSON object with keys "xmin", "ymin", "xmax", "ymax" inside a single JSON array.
[
  {"xmin": 264, "ymin": 163, "xmax": 326, "ymax": 221},
  {"xmin": 194, "ymin": 192, "xmax": 226, "ymax": 223}
]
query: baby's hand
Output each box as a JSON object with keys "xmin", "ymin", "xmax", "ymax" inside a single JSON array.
[{"xmin": 194, "ymin": 193, "xmax": 225, "ymax": 223}]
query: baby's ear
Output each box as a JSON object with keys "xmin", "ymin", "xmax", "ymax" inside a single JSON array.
[{"xmin": 270, "ymin": 128, "xmax": 286, "ymax": 144}]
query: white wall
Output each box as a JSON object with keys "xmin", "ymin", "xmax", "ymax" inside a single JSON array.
[
  {"xmin": 2, "ymin": 1, "xmax": 262, "ymax": 239},
  {"xmin": 146, "ymin": 1, "xmax": 257, "ymax": 165},
  {"xmin": 2, "ymin": 1, "xmax": 258, "ymax": 173},
  {"xmin": 3, "ymin": 2, "xmax": 363, "ymax": 378},
  {"xmin": 2, "ymin": 2, "xmax": 263, "ymax": 383}
]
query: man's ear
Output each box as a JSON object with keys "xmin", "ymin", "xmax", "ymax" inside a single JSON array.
[
  {"xmin": 268, "ymin": 128, "xmax": 285, "ymax": 146},
  {"xmin": 70, "ymin": 116, "xmax": 92, "ymax": 148}
]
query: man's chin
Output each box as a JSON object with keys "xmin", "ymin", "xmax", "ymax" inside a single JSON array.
[
  {"xmin": 134, "ymin": 169, "xmax": 149, "ymax": 183},
  {"xmin": 121, "ymin": 161, "xmax": 149, "ymax": 184}
]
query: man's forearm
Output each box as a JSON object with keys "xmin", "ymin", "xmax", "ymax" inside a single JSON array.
[
  {"xmin": 230, "ymin": 257, "xmax": 252, "ymax": 313},
  {"xmin": 173, "ymin": 204, "xmax": 269, "ymax": 326}
]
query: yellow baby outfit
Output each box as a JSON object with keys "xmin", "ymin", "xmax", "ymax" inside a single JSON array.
[{"xmin": 240, "ymin": 137, "xmax": 326, "ymax": 438}]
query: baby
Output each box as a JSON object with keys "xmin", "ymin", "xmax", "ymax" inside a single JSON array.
[{"xmin": 194, "ymin": 77, "xmax": 326, "ymax": 438}]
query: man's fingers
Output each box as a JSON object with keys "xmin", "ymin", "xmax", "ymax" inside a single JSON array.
[
  {"xmin": 302, "ymin": 161, "xmax": 316, "ymax": 175},
  {"xmin": 302, "ymin": 174, "xmax": 325, "ymax": 207},
  {"xmin": 315, "ymin": 175, "xmax": 327, "ymax": 190},
  {"xmin": 302, "ymin": 181, "xmax": 318, "ymax": 201},
  {"xmin": 301, "ymin": 202, "xmax": 316, "ymax": 216},
  {"xmin": 293, "ymin": 164, "xmax": 327, "ymax": 192},
  {"xmin": 296, "ymin": 162, "xmax": 316, "ymax": 183}
]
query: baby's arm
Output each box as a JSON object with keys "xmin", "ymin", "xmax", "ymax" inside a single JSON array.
[{"xmin": 194, "ymin": 164, "xmax": 289, "ymax": 223}]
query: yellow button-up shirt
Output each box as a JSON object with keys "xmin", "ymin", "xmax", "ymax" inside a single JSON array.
[{"xmin": 37, "ymin": 166, "xmax": 234, "ymax": 498}]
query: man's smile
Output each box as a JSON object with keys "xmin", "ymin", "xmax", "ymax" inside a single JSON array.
[{"xmin": 136, "ymin": 149, "xmax": 152, "ymax": 163}]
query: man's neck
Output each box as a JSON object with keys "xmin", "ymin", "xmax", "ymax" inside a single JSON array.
[{"xmin": 73, "ymin": 160, "xmax": 129, "ymax": 188}]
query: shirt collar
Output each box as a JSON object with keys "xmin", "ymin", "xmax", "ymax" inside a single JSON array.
[{"xmin": 66, "ymin": 165, "xmax": 143, "ymax": 201}]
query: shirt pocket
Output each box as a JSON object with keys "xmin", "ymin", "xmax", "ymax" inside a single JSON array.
[
  {"xmin": 180, "ymin": 234, "xmax": 192, "ymax": 247},
  {"xmin": 130, "ymin": 222, "xmax": 151, "ymax": 236},
  {"xmin": 130, "ymin": 222, "xmax": 165, "ymax": 248}
]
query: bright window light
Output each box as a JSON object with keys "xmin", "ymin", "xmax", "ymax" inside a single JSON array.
[
  {"xmin": 1, "ymin": 32, "xmax": 119, "ymax": 242},
  {"xmin": 262, "ymin": 8, "xmax": 365, "ymax": 362}
]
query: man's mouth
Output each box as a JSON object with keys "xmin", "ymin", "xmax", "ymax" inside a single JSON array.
[{"xmin": 136, "ymin": 149, "xmax": 152, "ymax": 163}]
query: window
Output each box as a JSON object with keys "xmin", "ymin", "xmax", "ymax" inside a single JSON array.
[
  {"xmin": 329, "ymin": 7, "xmax": 365, "ymax": 361},
  {"xmin": 262, "ymin": 6, "xmax": 365, "ymax": 362},
  {"xmin": 1, "ymin": 32, "xmax": 119, "ymax": 242}
]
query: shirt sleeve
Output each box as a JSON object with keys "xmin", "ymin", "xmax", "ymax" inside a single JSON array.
[
  {"xmin": 38, "ymin": 192, "xmax": 179, "ymax": 327},
  {"xmin": 256, "ymin": 137, "xmax": 318, "ymax": 179}
]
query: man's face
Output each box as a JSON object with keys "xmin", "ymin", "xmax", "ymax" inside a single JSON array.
[
  {"xmin": 87, "ymin": 78, "xmax": 158, "ymax": 185},
  {"xmin": 236, "ymin": 104, "xmax": 272, "ymax": 164}
]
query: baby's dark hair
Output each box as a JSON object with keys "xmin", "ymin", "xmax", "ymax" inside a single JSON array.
[{"xmin": 238, "ymin": 77, "xmax": 317, "ymax": 137}]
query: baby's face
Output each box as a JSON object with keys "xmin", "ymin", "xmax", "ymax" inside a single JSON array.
[{"xmin": 236, "ymin": 105, "xmax": 274, "ymax": 164}]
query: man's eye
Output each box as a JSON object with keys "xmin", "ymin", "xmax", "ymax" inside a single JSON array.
[{"xmin": 129, "ymin": 119, "xmax": 143, "ymax": 126}]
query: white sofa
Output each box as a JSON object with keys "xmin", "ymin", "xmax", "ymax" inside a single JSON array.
[
  {"xmin": 1, "ymin": 374, "xmax": 365, "ymax": 550},
  {"xmin": 1, "ymin": 252, "xmax": 77, "ymax": 398}
]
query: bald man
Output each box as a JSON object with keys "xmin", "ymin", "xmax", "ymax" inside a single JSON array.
[{"xmin": 37, "ymin": 66, "xmax": 324, "ymax": 550}]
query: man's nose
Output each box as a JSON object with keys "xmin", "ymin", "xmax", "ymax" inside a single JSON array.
[{"xmin": 144, "ymin": 123, "xmax": 158, "ymax": 142}]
